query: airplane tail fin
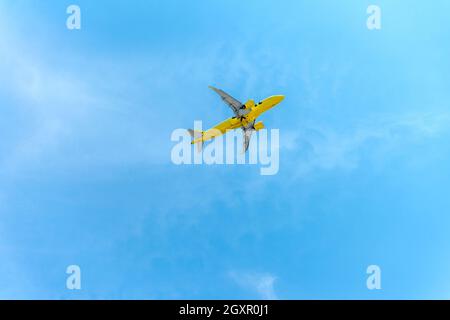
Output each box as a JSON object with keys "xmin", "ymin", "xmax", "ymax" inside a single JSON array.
[{"xmin": 187, "ymin": 129, "xmax": 204, "ymax": 152}]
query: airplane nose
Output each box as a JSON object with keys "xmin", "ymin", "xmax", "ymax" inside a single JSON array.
[
  {"xmin": 262, "ymin": 95, "xmax": 285, "ymax": 107},
  {"xmin": 273, "ymin": 95, "xmax": 285, "ymax": 104}
]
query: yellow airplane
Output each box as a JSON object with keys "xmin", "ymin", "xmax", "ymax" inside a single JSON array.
[{"xmin": 188, "ymin": 86, "xmax": 284, "ymax": 152}]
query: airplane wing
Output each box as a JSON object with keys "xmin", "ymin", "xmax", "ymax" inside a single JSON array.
[
  {"xmin": 209, "ymin": 86, "xmax": 243, "ymax": 117},
  {"xmin": 243, "ymin": 129, "xmax": 253, "ymax": 153}
]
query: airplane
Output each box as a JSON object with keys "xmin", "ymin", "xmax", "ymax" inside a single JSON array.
[{"xmin": 188, "ymin": 86, "xmax": 284, "ymax": 153}]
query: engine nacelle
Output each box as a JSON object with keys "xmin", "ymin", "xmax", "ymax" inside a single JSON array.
[{"xmin": 243, "ymin": 99, "xmax": 255, "ymax": 109}]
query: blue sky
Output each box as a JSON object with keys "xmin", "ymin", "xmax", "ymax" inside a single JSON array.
[{"xmin": 1, "ymin": 0, "xmax": 450, "ymax": 299}]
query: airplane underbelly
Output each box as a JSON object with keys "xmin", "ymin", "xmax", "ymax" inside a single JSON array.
[
  {"xmin": 240, "ymin": 118, "xmax": 250, "ymax": 127},
  {"xmin": 247, "ymin": 108, "xmax": 264, "ymax": 120},
  {"xmin": 246, "ymin": 113, "xmax": 257, "ymax": 122}
]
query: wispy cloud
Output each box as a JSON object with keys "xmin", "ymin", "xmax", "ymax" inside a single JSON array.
[
  {"xmin": 229, "ymin": 271, "xmax": 278, "ymax": 300},
  {"xmin": 0, "ymin": 11, "xmax": 168, "ymax": 177},
  {"xmin": 281, "ymin": 111, "xmax": 450, "ymax": 177}
]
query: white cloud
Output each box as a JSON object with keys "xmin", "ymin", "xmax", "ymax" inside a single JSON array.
[
  {"xmin": 281, "ymin": 111, "xmax": 450, "ymax": 177},
  {"xmin": 229, "ymin": 271, "xmax": 278, "ymax": 300},
  {"xmin": 0, "ymin": 10, "xmax": 170, "ymax": 176}
]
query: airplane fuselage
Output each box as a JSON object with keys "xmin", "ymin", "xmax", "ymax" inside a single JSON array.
[
  {"xmin": 191, "ymin": 94, "xmax": 284, "ymax": 145},
  {"xmin": 239, "ymin": 95, "xmax": 284, "ymax": 126}
]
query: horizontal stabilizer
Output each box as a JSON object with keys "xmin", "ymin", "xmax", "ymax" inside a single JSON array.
[
  {"xmin": 187, "ymin": 129, "xmax": 204, "ymax": 152},
  {"xmin": 254, "ymin": 121, "xmax": 265, "ymax": 131}
]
